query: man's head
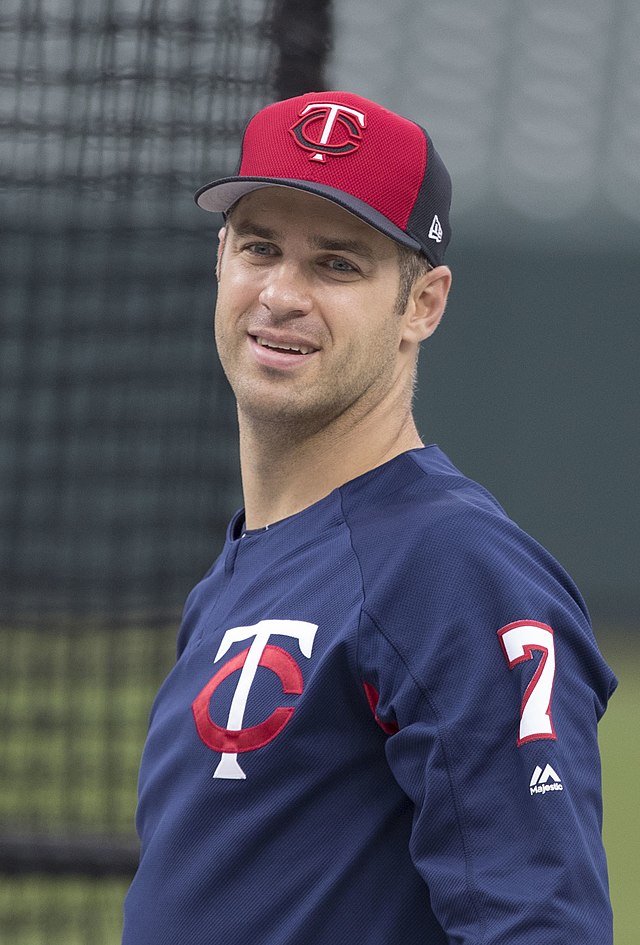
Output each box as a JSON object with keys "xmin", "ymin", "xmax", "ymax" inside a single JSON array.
[
  {"xmin": 197, "ymin": 93, "xmax": 452, "ymax": 436},
  {"xmin": 196, "ymin": 90, "xmax": 452, "ymax": 271}
]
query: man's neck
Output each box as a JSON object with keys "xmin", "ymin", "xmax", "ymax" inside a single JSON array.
[{"xmin": 238, "ymin": 406, "xmax": 423, "ymax": 530}]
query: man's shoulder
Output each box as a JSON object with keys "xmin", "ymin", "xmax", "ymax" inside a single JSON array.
[
  {"xmin": 340, "ymin": 445, "xmax": 511, "ymax": 553},
  {"xmin": 339, "ymin": 446, "xmax": 577, "ymax": 615},
  {"xmin": 341, "ymin": 448, "xmax": 592, "ymax": 668}
]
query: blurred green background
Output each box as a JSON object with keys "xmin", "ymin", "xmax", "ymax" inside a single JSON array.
[
  {"xmin": 2, "ymin": 0, "xmax": 637, "ymax": 941},
  {"xmin": 600, "ymin": 634, "xmax": 640, "ymax": 945},
  {"xmin": 0, "ymin": 626, "xmax": 635, "ymax": 943}
]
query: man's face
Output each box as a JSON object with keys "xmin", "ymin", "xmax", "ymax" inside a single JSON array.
[{"xmin": 214, "ymin": 186, "xmax": 414, "ymax": 435}]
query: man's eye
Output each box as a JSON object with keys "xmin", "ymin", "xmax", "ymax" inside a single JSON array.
[
  {"xmin": 246, "ymin": 243, "xmax": 276, "ymax": 256},
  {"xmin": 326, "ymin": 257, "xmax": 358, "ymax": 273}
]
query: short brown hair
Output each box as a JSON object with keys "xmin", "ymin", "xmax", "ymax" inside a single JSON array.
[{"xmin": 395, "ymin": 244, "xmax": 432, "ymax": 315}]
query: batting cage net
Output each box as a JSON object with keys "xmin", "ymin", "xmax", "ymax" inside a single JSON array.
[{"xmin": 1, "ymin": 1, "xmax": 331, "ymax": 941}]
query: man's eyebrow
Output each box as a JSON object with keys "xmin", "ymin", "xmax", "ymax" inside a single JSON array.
[
  {"xmin": 229, "ymin": 220, "xmax": 379, "ymax": 263},
  {"xmin": 309, "ymin": 235, "xmax": 377, "ymax": 262},
  {"xmin": 310, "ymin": 236, "xmax": 384, "ymax": 263},
  {"xmin": 230, "ymin": 220, "xmax": 277, "ymax": 241}
]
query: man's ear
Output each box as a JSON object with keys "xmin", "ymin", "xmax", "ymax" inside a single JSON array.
[
  {"xmin": 216, "ymin": 226, "xmax": 227, "ymax": 281},
  {"xmin": 401, "ymin": 266, "xmax": 452, "ymax": 345}
]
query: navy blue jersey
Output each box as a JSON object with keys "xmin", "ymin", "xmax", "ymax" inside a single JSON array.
[{"xmin": 123, "ymin": 447, "xmax": 616, "ymax": 944}]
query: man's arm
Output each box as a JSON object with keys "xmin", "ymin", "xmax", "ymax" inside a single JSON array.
[{"xmin": 358, "ymin": 512, "xmax": 616, "ymax": 942}]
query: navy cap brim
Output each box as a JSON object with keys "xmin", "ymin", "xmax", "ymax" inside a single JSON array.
[{"xmin": 194, "ymin": 177, "xmax": 423, "ymax": 256}]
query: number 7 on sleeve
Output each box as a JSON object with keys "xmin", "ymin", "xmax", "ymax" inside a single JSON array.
[{"xmin": 497, "ymin": 621, "xmax": 557, "ymax": 746}]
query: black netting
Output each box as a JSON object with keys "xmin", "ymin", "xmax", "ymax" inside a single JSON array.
[
  {"xmin": 1, "ymin": 0, "xmax": 331, "ymax": 940},
  {"xmin": 2, "ymin": 0, "xmax": 280, "ymax": 621}
]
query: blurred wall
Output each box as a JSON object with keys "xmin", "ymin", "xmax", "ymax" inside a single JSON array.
[
  {"xmin": 2, "ymin": 0, "xmax": 637, "ymax": 626},
  {"xmin": 330, "ymin": 0, "xmax": 639, "ymax": 623}
]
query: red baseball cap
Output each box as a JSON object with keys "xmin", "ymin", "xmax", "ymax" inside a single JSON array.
[{"xmin": 195, "ymin": 91, "xmax": 452, "ymax": 268}]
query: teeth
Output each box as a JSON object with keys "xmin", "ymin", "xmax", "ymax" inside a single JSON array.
[{"xmin": 256, "ymin": 337, "xmax": 314, "ymax": 355}]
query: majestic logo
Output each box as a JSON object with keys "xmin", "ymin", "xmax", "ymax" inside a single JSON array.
[
  {"xmin": 192, "ymin": 619, "xmax": 318, "ymax": 780},
  {"xmin": 290, "ymin": 102, "xmax": 366, "ymax": 163},
  {"xmin": 530, "ymin": 763, "xmax": 563, "ymax": 795}
]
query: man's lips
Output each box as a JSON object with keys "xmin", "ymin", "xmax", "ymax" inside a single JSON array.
[
  {"xmin": 247, "ymin": 334, "xmax": 320, "ymax": 369},
  {"xmin": 250, "ymin": 333, "xmax": 319, "ymax": 355}
]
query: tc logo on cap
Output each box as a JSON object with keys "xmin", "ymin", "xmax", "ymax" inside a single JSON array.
[{"xmin": 290, "ymin": 102, "xmax": 366, "ymax": 163}]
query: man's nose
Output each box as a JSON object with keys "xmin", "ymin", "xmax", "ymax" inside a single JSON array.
[{"xmin": 258, "ymin": 262, "xmax": 313, "ymax": 319}]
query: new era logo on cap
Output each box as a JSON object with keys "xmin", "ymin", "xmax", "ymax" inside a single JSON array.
[
  {"xmin": 429, "ymin": 215, "xmax": 443, "ymax": 243},
  {"xmin": 195, "ymin": 91, "xmax": 452, "ymax": 268}
]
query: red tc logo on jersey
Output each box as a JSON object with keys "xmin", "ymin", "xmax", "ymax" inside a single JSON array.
[
  {"xmin": 192, "ymin": 619, "xmax": 318, "ymax": 779},
  {"xmin": 290, "ymin": 102, "xmax": 366, "ymax": 163}
]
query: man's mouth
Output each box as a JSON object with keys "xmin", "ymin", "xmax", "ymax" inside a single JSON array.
[{"xmin": 253, "ymin": 336, "xmax": 317, "ymax": 356}]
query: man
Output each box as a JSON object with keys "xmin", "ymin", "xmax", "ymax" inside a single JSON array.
[{"xmin": 123, "ymin": 91, "xmax": 616, "ymax": 944}]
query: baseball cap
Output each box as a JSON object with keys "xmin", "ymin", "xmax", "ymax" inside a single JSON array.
[{"xmin": 195, "ymin": 91, "xmax": 452, "ymax": 268}]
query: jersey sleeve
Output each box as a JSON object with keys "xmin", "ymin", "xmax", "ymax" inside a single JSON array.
[{"xmin": 355, "ymin": 503, "xmax": 617, "ymax": 944}]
